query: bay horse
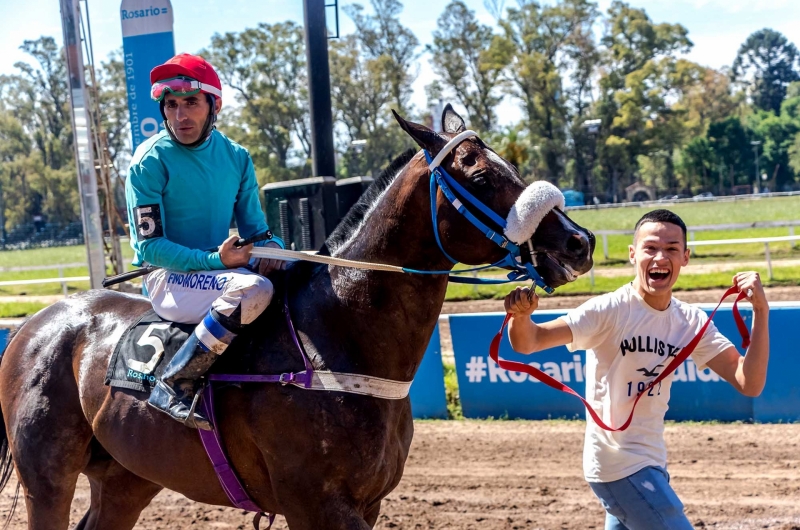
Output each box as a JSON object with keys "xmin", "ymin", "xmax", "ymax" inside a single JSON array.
[{"xmin": 0, "ymin": 106, "xmax": 594, "ymax": 529}]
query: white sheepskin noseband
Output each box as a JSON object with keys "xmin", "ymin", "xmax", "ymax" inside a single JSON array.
[{"xmin": 504, "ymin": 181, "xmax": 565, "ymax": 244}]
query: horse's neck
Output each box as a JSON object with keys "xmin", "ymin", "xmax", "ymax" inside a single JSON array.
[{"xmin": 320, "ymin": 160, "xmax": 452, "ymax": 379}]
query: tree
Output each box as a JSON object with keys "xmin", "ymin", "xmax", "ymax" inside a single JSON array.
[
  {"xmin": 600, "ymin": 1, "xmax": 691, "ymax": 87},
  {"xmin": 203, "ymin": 22, "xmax": 310, "ymax": 183},
  {"xmin": 676, "ymin": 66, "xmax": 740, "ymax": 138},
  {"xmin": 0, "ymin": 37, "xmax": 80, "ymax": 229},
  {"xmin": 344, "ymin": 0, "xmax": 419, "ymax": 114},
  {"xmin": 678, "ymin": 136, "xmax": 715, "ymax": 193},
  {"xmin": 94, "ymin": 50, "xmax": 131, "ymax": 178},
  {"xmin": 0, "ymin": 37, "xmax": 73, "ymax": 171},
  {"xmin": 427, "ymin": 1, "xmax": 507, "ymax": 132},
  {"xmin": 594, "ymin": 1, "xmax": 692, "ymax": 199},
  {"xmin": 706, "ymin": 116, "xmax": 754, "ymax": 191},
  {"xmin": 329, "ymin": 35, "xmax": 415, "ymax": 178},
  {"xmin": 733, "ymin": 29, "xmax": 800, "ymax": 115},
  {"xmin": 746, "ymin": 109, "xmax": 798, "ymax": 191},
  {"xmin": 494, "ymin": 0, "xmax": 599, "ymax": 184}
]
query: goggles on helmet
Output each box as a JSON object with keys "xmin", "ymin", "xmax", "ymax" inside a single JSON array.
[{"xmin": 150, "ymin": 76, "xmax": 222, "ymax": 102}]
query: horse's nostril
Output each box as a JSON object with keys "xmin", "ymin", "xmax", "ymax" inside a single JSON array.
[{"xmin": 567, "ymin": 234, "xmax": 585, "ymax": 253}]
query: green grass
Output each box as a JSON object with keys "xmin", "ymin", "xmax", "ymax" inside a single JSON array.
[
  {"xmin": 0, "ymin": 244, "xmax": 135, "ymax": 269},
  {"xmin": 568, "ymin": 195, "xmax": 800, "ymax": 230},
  {"xmin": 568, "ymin": 196, "xmax": 800, "ymax": 264},
  {"xmin": 445, "ymin": 264, "xmax": 800, "ymax": 301},
  {"xmin": 0, "ymin": 302, "xmax": 47, "ymax": 318},
  {"xmin": 0, "ymin": 266, "xmax": 91, "ymax": 296},
  {"xmin": 0, "ymin": 244, "xmax": 136, "ymax": 295},
  {"xmin": 592, "ymin": 227, "xmax": 800, "ymax": 264},
  {"xmin": 443, "ymin": 361, "xmax": 463, "ymax": 420}
]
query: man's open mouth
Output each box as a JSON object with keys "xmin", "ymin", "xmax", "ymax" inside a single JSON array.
[{"xmin": 648, "ymin": 268, "xmax": 670, "ymax": 281}]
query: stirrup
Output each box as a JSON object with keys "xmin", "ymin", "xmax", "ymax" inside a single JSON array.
[{"xmin": 184, "ymin": 386, "xmax": 213, "ymax": 431}]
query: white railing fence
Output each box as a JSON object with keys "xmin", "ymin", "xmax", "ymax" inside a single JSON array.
[{"xmin": 594, "ymin": 220, "xmax": 800, "ymax": 260}]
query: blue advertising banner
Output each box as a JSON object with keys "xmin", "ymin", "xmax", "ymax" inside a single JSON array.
[
  {"xmin": 409, "ymin": 325, "xmax": 448, "ymax": 419},
  {"xmin": 753, "ymin": 304, "xmax": 800, "ymax": 423},
  {"xmin": 450, "ymin": 306, "xmax": 767, "ymax": 422},
  {"xmin": 120, "ymin": 0, "xmax": 175, "ymax": 153},
  {"xmin": 451, "ymin": 311, "xmax": 587, "ymax": 420}
]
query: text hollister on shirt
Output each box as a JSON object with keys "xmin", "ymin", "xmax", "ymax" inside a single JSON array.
[{"xmin": 620, "ymin": 335, "xmax": 681, "ymax": 358}]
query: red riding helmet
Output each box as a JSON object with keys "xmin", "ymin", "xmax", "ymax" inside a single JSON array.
[{"xmin": 150, "ymin": 53, "xmax": 222, "ymax": 102}]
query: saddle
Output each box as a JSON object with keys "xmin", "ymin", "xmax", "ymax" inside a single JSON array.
[{"xmin": 104, "ymin": 310, "xmax": 196, "ymax": 393}]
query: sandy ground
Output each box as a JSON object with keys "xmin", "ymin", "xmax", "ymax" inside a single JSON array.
[
  {"xmin": 0, "ymin": 422, "xmax": 797, "ymax": 529},
  {"xmin": 1, "ymin": 287, "xmax": 798, "ymax": 529}
]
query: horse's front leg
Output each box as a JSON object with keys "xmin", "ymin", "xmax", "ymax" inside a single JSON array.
[{"xmin": 364, "ymin": 500, "xmax": 382, "ymax": 527}]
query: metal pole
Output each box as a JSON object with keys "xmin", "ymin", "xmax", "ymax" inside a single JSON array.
[
  {"xmin": 59, "ymin": 266, "xmax": 67, "ymax": 297},
  {"xmin": 602, "ymin": 234, "xmax": 608, "ymax": 260},
  {"xmin": 303, "ymin": 0, "xmax": 338, "ymax": 237},
  {"xmin": 765, "ymin": 242, "xmax": 772, "ymax": 280},
  {"xmin": 60, "ymin": 0, "xmax": 106, "ymax": 289}
]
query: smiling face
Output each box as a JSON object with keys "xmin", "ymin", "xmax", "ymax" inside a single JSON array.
[
  {"xmin": 629, "ymin": 221, "xmax": 690, "ymax": 309},
  {"xmin": 163, "ymin": 93, "xmax": 221, "ymax": 144}
]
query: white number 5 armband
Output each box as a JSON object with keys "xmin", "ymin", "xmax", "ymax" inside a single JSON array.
[{"xmin": 134, "ymin": 204, "xmax": 164, "ymax": 240}]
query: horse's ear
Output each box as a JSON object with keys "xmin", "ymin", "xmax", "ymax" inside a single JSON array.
[
  {"xmin": 392, "ymin": 109, "xmax": 447, "ymax": 153},
  {"xmin": 441, "ymin": 104, "xmax": 466, "ymax": 134}
]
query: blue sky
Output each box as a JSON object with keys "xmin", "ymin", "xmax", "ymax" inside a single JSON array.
[{"xmin": 2, "ymin": 0, "xmax": 800, "ymax": 122}]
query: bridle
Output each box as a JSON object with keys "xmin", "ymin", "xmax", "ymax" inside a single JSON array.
[
  {"xmin": 420, "ymin": 130, "xmax": 555, "ymax": 293},
  {"xmin": 247, "ymin": 130, "xmax": 560, "ymax": 293}
]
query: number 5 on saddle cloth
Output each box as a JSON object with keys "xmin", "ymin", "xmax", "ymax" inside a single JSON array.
[{"xmin": 105, "ymin": 311, "xmax": 195, "ymax": 392}]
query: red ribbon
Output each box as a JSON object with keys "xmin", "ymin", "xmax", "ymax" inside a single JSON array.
[{"xmin": 489, "ymin": 286, "xmax": 750, "ymax": 432}]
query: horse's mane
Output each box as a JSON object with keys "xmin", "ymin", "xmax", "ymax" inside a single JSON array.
[{"xmin": 319, "ymin": 148, "xmax": 417, "ymax": 256}]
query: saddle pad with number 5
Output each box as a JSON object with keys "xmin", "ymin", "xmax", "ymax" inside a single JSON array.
[{"xmin": 104, "ymin": 309, "xmax": 196, "ymax": 393}]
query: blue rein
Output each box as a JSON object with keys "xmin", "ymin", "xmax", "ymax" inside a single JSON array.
[{"xmin": 399, "ymin": 149, "xmax": 554, "ymax": 294}]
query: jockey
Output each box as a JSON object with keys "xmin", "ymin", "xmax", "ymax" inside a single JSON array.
[{"xmin": 125, "ymin": 53, "xmax": 285, "ymax": 431}]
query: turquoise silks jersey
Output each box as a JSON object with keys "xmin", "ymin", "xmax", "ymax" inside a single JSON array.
[{"xmin": 126, "ymin": 129, "xmax": 282, "ymax": 272}]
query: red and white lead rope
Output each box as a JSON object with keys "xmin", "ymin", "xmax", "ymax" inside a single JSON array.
[{"xmin": 489, "ymin": 286, "xmax": 751, "ymax": 432}]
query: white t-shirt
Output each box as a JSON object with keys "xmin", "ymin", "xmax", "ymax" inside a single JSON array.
[{"xmin": 561, "ymin": 283, "xmax": 733, "ymax": 483}]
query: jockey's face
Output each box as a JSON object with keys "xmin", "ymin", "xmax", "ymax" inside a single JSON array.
[
  {"xmin": 629, "ymin": 221, "xmax": 690, "ymax": 305},
  {"xmin": 163, "ymin": 93, "xmax": 221, "ymax": 144}
]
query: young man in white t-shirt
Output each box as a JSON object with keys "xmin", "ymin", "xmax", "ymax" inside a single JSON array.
[{"xmin": 504, "ymin": 209, "xmax": 770, "ymax": 530}]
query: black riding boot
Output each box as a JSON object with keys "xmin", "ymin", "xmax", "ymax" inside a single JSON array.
[{"xmin": 147, "ymin": 333, "xmax": 218, "ymax": 431}]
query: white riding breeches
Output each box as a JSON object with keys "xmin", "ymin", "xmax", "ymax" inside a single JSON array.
[{"xmin": 143, "ymin": 267, "xmax": 274, "ymax": 325}]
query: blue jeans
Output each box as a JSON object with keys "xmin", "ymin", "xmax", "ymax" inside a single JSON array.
[{"xmin": 589, "ymin": 466, "xmax": 694, "ymax": 530}]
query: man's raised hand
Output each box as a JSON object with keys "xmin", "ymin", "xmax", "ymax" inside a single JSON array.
[{"xmin": 734, "ymin": 271, "xmax": 768, "ymax": 312}]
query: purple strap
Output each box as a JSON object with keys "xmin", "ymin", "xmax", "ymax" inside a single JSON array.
[
  {"xmin": 209, "ymin": 287, "xmax": 314, "ymax": 385},
  {"xmin": 196, "ymin": 288, "xmax": 313, "ymax": 527}
]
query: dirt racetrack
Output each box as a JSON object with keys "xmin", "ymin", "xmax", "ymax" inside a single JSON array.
[
  {"xmin": 1, "ymin": 290, "xmax": 798, "ymax": 529},
  {"xmin": 1, "ymin": 421, "xmax": 798, "ymax": 529}
]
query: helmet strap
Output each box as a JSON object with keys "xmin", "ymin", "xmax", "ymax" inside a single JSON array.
[{"xmin": 159, "ymin": 93, "xmax": 218, "ymax": 148}]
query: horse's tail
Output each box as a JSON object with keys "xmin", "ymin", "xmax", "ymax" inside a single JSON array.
[
  {"xmin": 0, "ymin": 395, "xmax": 18, "ymax": 529},
  {"xmin": 0, "ymin": 321, "xmax": 26, "ymax": 526}
]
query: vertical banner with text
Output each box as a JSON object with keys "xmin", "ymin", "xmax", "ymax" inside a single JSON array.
[{"xmin": 120, "ymin": 0, "xmax": 175, "ymax": 154}]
